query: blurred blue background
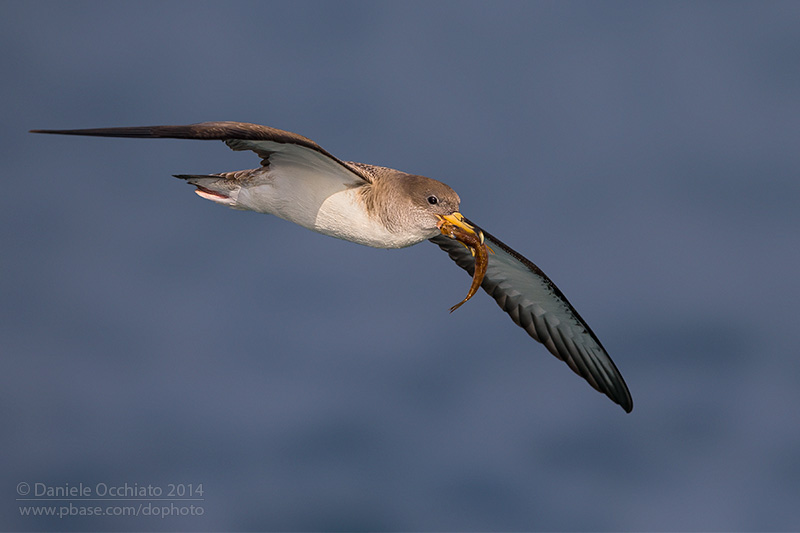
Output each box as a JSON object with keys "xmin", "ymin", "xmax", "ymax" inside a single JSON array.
[{"xmin": 2, "ymin": 1, "xmax": 799, "ymax": 530}]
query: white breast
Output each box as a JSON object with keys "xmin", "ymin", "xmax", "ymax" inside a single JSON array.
[
  {"xmin": 313, "ymin": 189, "xmax": 428, "ymax": 249},
  {"xmin": 231, "ymin": 159, "xmax": 429, "ymax": 249}
]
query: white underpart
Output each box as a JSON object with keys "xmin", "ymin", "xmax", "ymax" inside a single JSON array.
[{"xmin": 197, "ymin": 145, "xmax": 430, "ymax": 249}]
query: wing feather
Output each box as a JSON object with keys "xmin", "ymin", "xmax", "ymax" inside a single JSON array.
[
  {"xmin": 430, "ymin": 220, "xmax": 633, "ymax": 412},
  {"xmin": 30, "ymin": 121, "xmax": 373, "ymax": 183}
]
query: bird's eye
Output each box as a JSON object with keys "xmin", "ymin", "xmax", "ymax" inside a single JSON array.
[{"xmin": 427, "ymin": 195, "xmax": 439, "ymax": 205}]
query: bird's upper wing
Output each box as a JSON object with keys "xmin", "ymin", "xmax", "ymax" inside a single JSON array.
[
  {"xmin": 430, "ymin": 221, "xmax": 633, "ymax": 412},
  {"xmin": 30, "ymin": 121, "xmax": 374, "ymax": 184}
]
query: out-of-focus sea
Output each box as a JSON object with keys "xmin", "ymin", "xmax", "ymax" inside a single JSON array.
[{"xmin": 2, "ymin": 2, "xmax": 799, "ymax": 530}]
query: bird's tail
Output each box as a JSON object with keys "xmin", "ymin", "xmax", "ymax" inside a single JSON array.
[{"xmin": 173, "ymin": 170, "xmax": 255, "ymax": 210}]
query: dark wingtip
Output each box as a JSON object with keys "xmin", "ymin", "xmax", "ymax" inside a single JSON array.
[
  {"xmin": 28, "ymin": 126, "xmax": 164, "ymax": 138},
  {"xmin": 616, "ymin": 388, "xmax": 633, "ymax": 413},
  {"xmin": 30, "ymin": 128, "xmax": 101, "ymax": 135}
]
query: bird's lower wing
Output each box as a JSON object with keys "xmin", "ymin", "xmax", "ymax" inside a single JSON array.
[{"xmin": 430, "ymin": 221, "xmax": 633, "ymax": 412}]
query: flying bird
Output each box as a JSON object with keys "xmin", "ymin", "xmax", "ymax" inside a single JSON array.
[{"xmin": 30, "ymin": 122, "xmax": 633, "ymax": 412}]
